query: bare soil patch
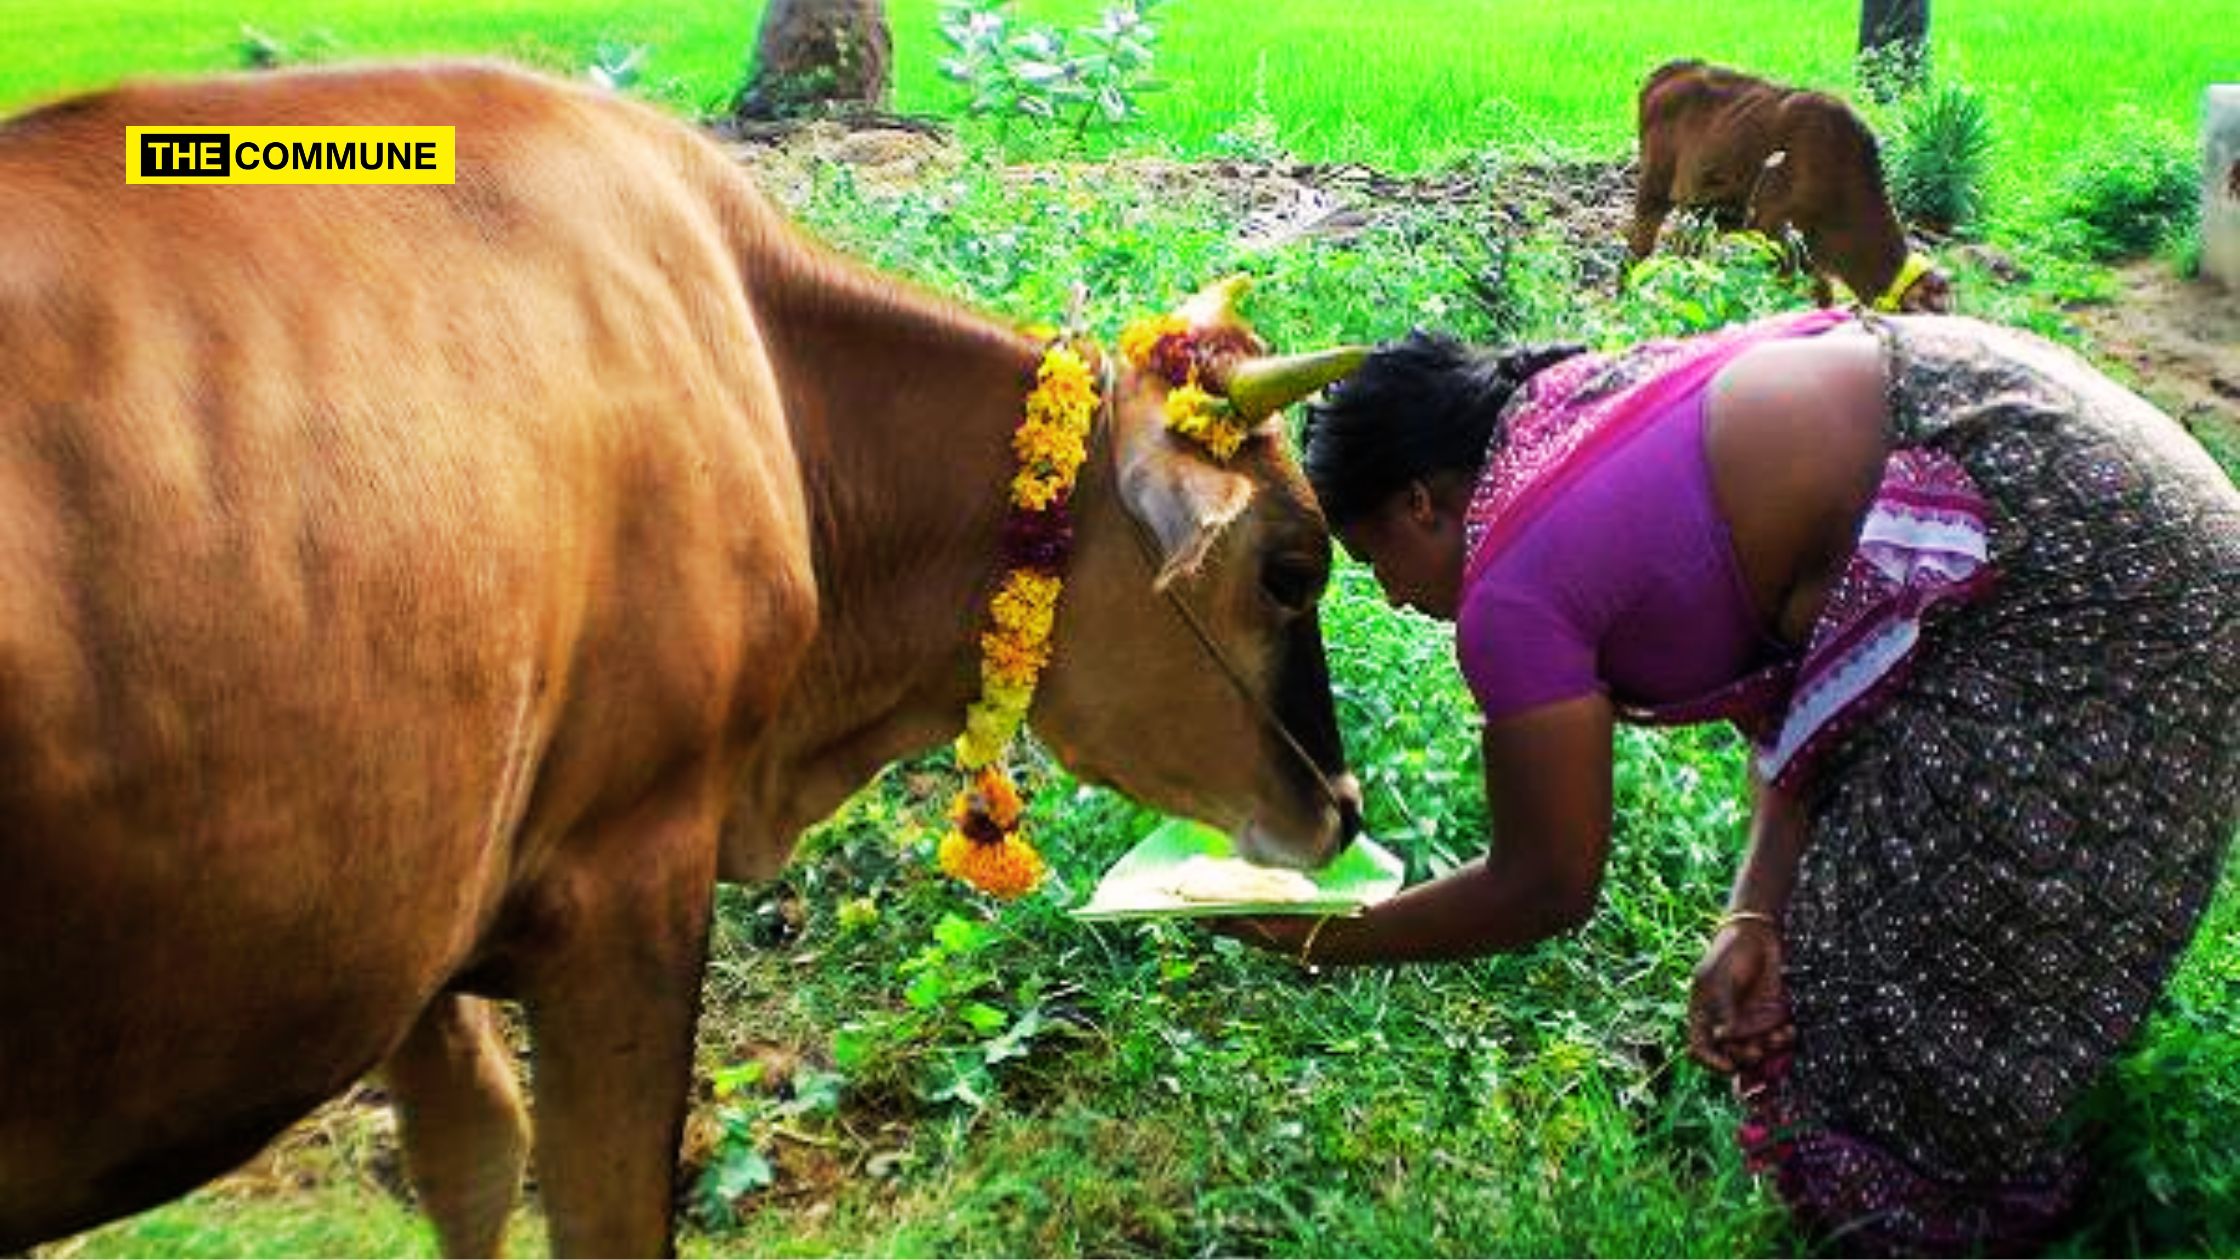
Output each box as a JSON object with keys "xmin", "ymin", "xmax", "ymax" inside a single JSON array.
[{"xmin": 2066, "ymin": 261, "xmax": 2240, "ymax": 457}]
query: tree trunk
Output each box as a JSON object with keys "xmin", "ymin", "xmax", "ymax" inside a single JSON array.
[
  {"xmin": 737, "ymin": 0, "xmax": 892, "ymax": 120},
  {"xmin": 1857, "ymin": 0, "xmax": 1930, "ymax": 99}
]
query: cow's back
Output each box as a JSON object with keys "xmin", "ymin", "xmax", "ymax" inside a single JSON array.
[
  {"xmin": 0, "ymin": 64, "xmax": 811, "ymax": 1240},
  {"xmin": 1638, "ymin": 63, "xmax": 1880, "ymax": 206},
  {"xmin": 1637, "ymin": 60, "xmax": 1795, "ymax": 206}
]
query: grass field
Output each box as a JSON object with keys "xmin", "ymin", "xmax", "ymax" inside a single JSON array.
[
  {"xmin": 8, "ymin": 2, "xmax": 2238, "ymax": 1257},
  {"xmin": 4, "ymin": 0, "xmax": 2230, "ymax": 186}
]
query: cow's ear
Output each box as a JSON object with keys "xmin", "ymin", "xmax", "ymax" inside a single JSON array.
[{"xmin": 1114, "ymin": 410, "xmax": 1261, "ymax": 591}]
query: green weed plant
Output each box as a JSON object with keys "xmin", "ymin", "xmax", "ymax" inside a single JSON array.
[
  {"xmin": 1887, "ymin": 77, "xmax": 1997, "ymax": 232},
  {"xmin": 2051, "ymin": 108, "xmax": 2200, "ymax": 260}
]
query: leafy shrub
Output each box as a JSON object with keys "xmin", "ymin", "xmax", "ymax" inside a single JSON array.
[
  {"xmin": 2051, "ymin": 110, "xmax": 2198, "ymax": 260},
  {"xmin": 937, "ymin": 0, "xmax": 1167, "ymax": 145},
  {"xmin": 233, "ymin": 23, "xmax": 338, "ymax": 71},
  {"xmin": 2163, "ymin": 220, "xmax": 2203, "ymax": 280},
  {"xmin": 1854, "ymin": 37, "xmax": 1929, "ymax": 105},
  {"xmin": 1612, "ymin": 232, "xmax": 1800, "ymax": 338},
  {"xmin": 587, "ymin": 41, "xmax": 650, "ymax": 92},
  {"xmin": 1887, "ymin": 78, "xmax": 1996, "ymax": 232},
  {"xmin": 1210, "ymin": 59, "xmax": 1290, "ymax": 164}
]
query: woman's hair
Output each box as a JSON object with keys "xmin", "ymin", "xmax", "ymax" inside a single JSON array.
[{"xmin": 1300, "ymin": 331, "xmax": 1585, "ymax": 526}]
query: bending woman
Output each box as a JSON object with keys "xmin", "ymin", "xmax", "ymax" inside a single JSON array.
[{"xmin": 1228, "ymin": 308, "xmax": 2239, "ymax": 1252}]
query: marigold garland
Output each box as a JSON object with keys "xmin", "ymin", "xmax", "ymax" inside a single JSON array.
[
  {"xmin": 1119, "ymin": 315, "xmax": 1252, "ymax": 462},
  {"xmin": 1161, "ymin": 382, "xmax": 1244, "ymax": 461},
  {"xmin": 942, "ymin": 339, "xmax": 1099, "ymax": 899}
]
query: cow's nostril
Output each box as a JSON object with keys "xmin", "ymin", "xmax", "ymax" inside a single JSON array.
[{"xmin": 1332, "ymin": 772, "xmax": 1365, "ymax": 843}]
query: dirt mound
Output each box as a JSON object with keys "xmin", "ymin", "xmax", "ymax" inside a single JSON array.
[
  {"xmin": 718, "ymin": 116, "xmax": 966, "ymax": 205},
  {"xmin": 1008, "ymin": 153, "xmax": 1633, "ymax": 252},
  {"xmin": 720, "ymin": 116, "xmax": 1633, "ymax": 253}
]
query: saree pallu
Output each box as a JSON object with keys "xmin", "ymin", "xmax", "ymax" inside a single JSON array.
[{"xmin": 1745, "ymin": 315, "xmax": 2240, "ymax": 1254}]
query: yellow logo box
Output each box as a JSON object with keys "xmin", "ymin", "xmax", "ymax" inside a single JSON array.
[{"xmin": 126, "ymin": 126, "xmax": 455, "ymax": 185}]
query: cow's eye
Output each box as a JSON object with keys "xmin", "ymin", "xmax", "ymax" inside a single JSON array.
[{"xmin": 1260, "ymin": 553, "xmax": 1324, "ymax": 613}]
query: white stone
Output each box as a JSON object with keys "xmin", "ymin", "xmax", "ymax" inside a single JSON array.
[{"xmin": 2206, "ymin": 85, "xmax": 2240, "ymax": 292}]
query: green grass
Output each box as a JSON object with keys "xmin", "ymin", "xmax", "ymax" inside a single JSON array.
[
  {"xmin": 13, "ymin": 2, "xmax": 2238, "ymax": 1257},
  {"xmin": 4, "ymin": 0, "xmax": 2228, "ymax": 188},
  {"xmin": 48, "ymin": 1192, "xmax": 456, "ymax": 1259}
]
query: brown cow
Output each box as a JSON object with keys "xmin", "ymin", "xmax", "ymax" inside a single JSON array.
[
  {"xmin": 1626, "ymin": 58, "xmax": 1953, "ymax": 313},
  {"xmin": 0, "ymin": 62, "xmax": 1360, "ymax": 1255}
]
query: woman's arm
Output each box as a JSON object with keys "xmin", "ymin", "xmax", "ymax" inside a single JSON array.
[
  {"xmin": 1256, "ymin": 693, "xmax": 1616, "ymax": 966},
  {"xmin": 1686, "ymin": 767, "xmax": 1807, "ymax": 1072},
  {"xmin": 1728, "ymin": 767, "xmax": 1806, "ymax": 919}
]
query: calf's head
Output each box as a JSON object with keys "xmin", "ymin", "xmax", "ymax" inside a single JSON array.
[{"xmin": 1034, "ymin": 280, "xmax": 1363, "ymax": 869}]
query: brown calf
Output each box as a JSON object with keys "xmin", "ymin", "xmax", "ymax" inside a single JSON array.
[
  {"xmin": 0, "ymin": 62, "xmax": 1359, "ymax": 1255},
  {"xmin": 1627, "ymin": 58, "xmax": 1952, "ymax": 312}
]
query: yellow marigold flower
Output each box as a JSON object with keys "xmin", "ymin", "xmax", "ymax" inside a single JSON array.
[
  {"xmin": 991, "ymin": 571, "xmax": 1062, "ymax": 640},
  {"xmin": 955, "ymin": 734, "xmax": 996, "ymax": 772},
  {"xmin": 940, "ymin": 337, "xmax": 1095, "ymax": 899},
  {"xmin": 974, "ymin": 693, "xmax": 1028, "ymax": 737},
  {"xmin": 1011, "ymin": 466, "xmax": 1066, "ymax": 511},
  {"xmin": 1034, "ymin": 376, "xmax": 1097, "ymax": 422},
  {"xmin": 939, "ymin": 827, "xmax": 1046, "ymax": 900},
  {"xmin": 1014, "ymin": 418, "xmax": 1088, "ymax": 474},
  {"xmin": 1012, "ymin": 419, "xmax": 1088, "ymax": 482},
  {"xmin": 1162, "ymin": 383, "xmax": 1249, "ymax": 461},
  {"xmin": 975, "ymin": 767, "xmax": 1024, "ymax": 827},
  {"xmin": 1119, "ymin": 315, "xmax": 1187, "ymax": 368},
  {"xmin": 981, "ymin": 629, "xmax": 1049, "ymax": 687},
  {"xmin": 1202, "ymin": 420, "xmax": 1247, "ymax": 461},
  {"xmin": 978, "ymin": 676, "xmax": 1035, "ymax": 716},
  {"xmin": 1039, "ymin": 343, "xmax": 1094, "ymax": 391},
  {"xmin": 958, "ymin": 700, "xmax": 1023, "ymax": 769},
  {"xmin": 1163, "ymin": 382, "xmax": 1218, "ymax": 426},
  {"xmin": 949, "ymin": 766, "xmax": 1029, "ymax": 831}
]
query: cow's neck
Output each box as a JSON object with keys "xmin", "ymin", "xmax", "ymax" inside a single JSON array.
[
  {"xmin": 738, "ymin": 247, "xmax": 1053, "ymax": 859},
  {"xmin": 1814, "ymin": 206, "xmax": 1909, "ymax": 307}
]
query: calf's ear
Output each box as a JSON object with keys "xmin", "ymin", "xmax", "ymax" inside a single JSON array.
[{"xmin": 1114, "ymin": 408, "xmax": 1263, "ymax": 592}]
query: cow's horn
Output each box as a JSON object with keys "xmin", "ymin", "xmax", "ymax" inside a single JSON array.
[
  {"xmin": 1225, "ymin": 346, "xmax": 1370, "ymax": 420},
  {"xmin": 1177, "ymin": 273, "xmax": 1254, "ymax": 330}
]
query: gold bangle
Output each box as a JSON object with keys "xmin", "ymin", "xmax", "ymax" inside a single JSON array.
[
  {"xmin": 1715, "ymin": 908, "xmax": 1781, "ymax": 935},
  {"xmin": 1297, "ymin": 914, "xmax": 1334, "ymax": 970}
]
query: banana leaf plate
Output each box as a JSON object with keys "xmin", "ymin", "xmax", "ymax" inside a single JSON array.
[{"xmin": 1071, "ymin": 818, "xmax": 1405, "ymax": 921}]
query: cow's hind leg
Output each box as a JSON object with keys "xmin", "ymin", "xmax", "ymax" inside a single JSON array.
[
  {"xmin": 515, "ymin": 788, "xmax": 721, "ymax": 1258},
  {"xmin": 386, "ymin": 993, "xmax": 529, "ymax": 1257}
]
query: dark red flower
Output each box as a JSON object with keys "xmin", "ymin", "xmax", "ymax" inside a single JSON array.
[
  {"xmin": 1000, "ymin": 503, "xmax": 1076, "ymax": 572},
  {"xmin": 958, "ymin": 806, "xmax": 1009, "ymax": 847}
]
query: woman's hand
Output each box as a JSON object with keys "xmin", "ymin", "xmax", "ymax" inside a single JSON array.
[
  {"xmin": 1687, "ymin": 920, "xmax": 1792, "ymax": 1074},
  {"xmin": 1200, "ymin": 915, "xmax": 1315, "ymax": 957}
]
